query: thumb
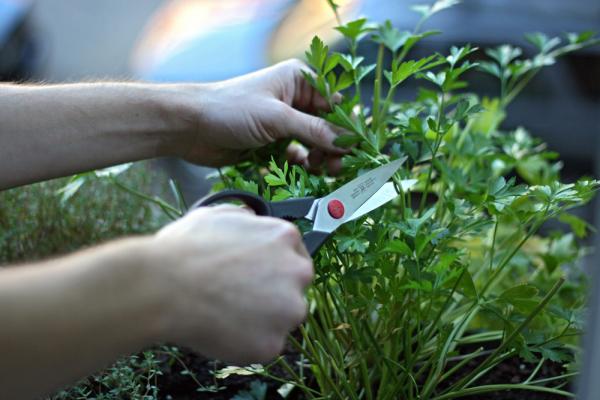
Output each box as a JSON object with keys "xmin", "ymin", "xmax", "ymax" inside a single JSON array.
[{"xmin": 279, "ymin": 105, "xmax": 347, "ymax": 154}]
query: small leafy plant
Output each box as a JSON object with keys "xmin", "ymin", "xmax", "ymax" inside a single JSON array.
[{"xmin": 215, "ymin": 1, "xmax": 600, "ymax": 398}]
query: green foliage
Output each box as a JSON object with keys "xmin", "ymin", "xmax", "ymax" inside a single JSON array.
[
  {"xmin": 220, "ymin": 2, "xmax": 599, "ymax": 399},
  {"xmin": 0, "ymin": 163, "xmax": 167, "ymax": 264},
  {"xmin": 51, "ymin": 351, "xmax": 162, "ymax": 400}
]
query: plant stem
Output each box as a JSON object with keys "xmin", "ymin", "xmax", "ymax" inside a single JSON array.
[
  {"xmin": 419, "ymin": 92, "xmax": 445, "ymax": 215},
  {"xmin": 524, "ymin": 358, "xmax": 546, "ymax": 384},
  {"xmin": 481, "ymin": 203, "xmax": 550, "ymax": 297},
  {"xmin": 450, "ymin": 277, "xmax": 565, "ymax": 391},
  {"xmin": 488, "ymin": 217, "xmax": 499, "ymax": 270},
  {"xmin": 372, "ymin": 43, "xmax": 385, "ymax": 144},
  {"xmin": 108, "ymin": 176, "xmax": 181, "ymax": 219},
  {"xmin": 502, "ymin": 68, "xmax": 540, "ymax": 107},
  {"xmin": 528, "ymin": 372, "xmax": 578, "ymax": 385},
  {"xmin": 431, "ymin": 383, "xmax": 574, "ymax": 400}
]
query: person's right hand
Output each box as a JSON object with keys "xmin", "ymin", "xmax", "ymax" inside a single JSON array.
[{"xmin": 148, "ymin": 205, "xmax": 313, "ymax": 364}]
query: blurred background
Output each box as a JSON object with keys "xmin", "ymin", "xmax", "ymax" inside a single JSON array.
[{"xmin": 2, "ymin": 0, "xmax": 599, "ymax": 210}]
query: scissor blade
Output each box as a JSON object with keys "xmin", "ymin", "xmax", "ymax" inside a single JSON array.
[
  {"xmin": 347, "ymin": 179, "xmax": 417, "ymax": 221},
  {"xmin": 312, "ymin": 158, "xmax": 406, "ymax": 233}
]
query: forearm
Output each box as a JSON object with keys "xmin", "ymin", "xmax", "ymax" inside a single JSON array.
[
  {"xmin": 0, "ymin": 238, "xmax": 165, "ymax": 399},
  {"xmin": 0, "ymin": 82, "xmax": 197, "ymax": 189}
]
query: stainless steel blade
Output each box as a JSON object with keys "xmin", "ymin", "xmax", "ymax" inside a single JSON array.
[
  {"xmin": 347, "ymin": 179, "xmax": 417, "ymax": 221},
  {"xmin": 312, "ymin": 158, "xmax": 406, "ymax": 233}
]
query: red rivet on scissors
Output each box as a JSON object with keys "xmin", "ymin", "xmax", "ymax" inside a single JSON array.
[{"xmin": 327, "ymin": 199, "xmax": 345, "ymax": 219}]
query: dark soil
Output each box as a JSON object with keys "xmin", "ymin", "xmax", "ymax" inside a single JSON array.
[
  {"xmin": 156, "ymin": 341, "xmax": 309, "ymax": 400},
  {"xmin": 155, "ymin": 341, "xmax": 570, "ymax": 400}
]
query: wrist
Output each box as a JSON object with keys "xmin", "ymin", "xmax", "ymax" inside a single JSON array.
[
  {"xmin": 93, "ymin": 236, "xmax": 170, "ymax": 346},
  {"xmin": 153, "ymin": 83, "xmax": 207, "ymax": 159}
]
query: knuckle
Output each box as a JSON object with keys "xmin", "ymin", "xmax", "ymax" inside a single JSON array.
[
  {"xmin": 185, "ymin": 207, "xmax": 209, "ymax": 219},
  {"xmin": 276, "ymin": 221, "xmax": 302, "ymax": 244},
  {"xmin": 310, "ymin": 118, "xmax": 329, "ymax": 143},
  {"xmin": 212, "ymin": 204, "xmax": 245, "ymax": 214},
  {"xmin": 284, "ymin": 58, "xmax": 307, "ymax": 71},
  {"xmin": 280, "ymin": 102, "xmax": 297, "ymax": 120},
  {"xmin": 295, "ymin": 258, "xmax": 315, "ymax": 284}
]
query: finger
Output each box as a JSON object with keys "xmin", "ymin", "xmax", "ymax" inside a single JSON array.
[
  {"xmin": 285, "ymin": 143, "xmax": 309, "ymax": 168},
  {"xmin": 210, "ymin": 204, "xmax": 255, "ymax": 214},
  {"xmin": 307, "ymin": 149, "xmax": 324, "ymax": 174},
  {"xmin": 281, "ymin": 106, "xmax": 348, "ymax": 154},
  {"xmin": 326, "ymin": 156, "xmax": 343, "ymax": 176}
]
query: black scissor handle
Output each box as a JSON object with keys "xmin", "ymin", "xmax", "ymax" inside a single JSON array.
[
  {"xmin": 190, "ymin": 190, "xmax": 271, "ymax": 216},
  {"xmin": 189, "ymin": 190, "xmax": 316, "ymax": 221}
]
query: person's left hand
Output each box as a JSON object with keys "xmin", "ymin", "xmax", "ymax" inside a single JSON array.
[{"xmin": 174, "ymin": 59, "xmax": 346, "ymax": 174}]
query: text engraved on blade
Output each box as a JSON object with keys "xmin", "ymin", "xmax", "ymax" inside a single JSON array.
[{"xmin": 350, "ymin": 177, "xmax": 376, "ymax": 199}]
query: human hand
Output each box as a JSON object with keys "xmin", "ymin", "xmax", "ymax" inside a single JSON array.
[
  {"xmin": 175, "ymin": 59, "xmax": 346, "ymax": 174},
  {"xmin": 148, "ymin": 205, "xmax": 313, "ymax": 364}
]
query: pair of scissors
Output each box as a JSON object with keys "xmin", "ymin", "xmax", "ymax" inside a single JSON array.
[{"xmin": 189, "ymin": 158, "xmax": 415, "ymax": 256}]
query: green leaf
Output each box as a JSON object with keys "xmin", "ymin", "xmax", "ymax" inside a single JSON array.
[
  {"xmin": 215, "ymin": 365, "xmax": 264, "ymax": 379},
  {"xmin": 489, "ymin": 176, "xmax": 506, "ymax": 196},
  {"xmin": 402, "ymin": 280, "xmax": 433, "ymax": 293},
  {"xmin": 566, "ymin": 30, "xmax": 597, "ymax": 45},
  {"xmin": 536, "ymin": 342, "xmax": 573, "ymax": 363},
  {"xmin": 305, "ymin": 36, "xmax": 328, "ymax": 73},
  {"xmin": 446, "ymin": 45, "xmax": 477, "ymax": 68},
  {"xmin": 330, "ymin": 104, "xmax": 362, "ymax": 133},
  {"xmin": 387, "ymin": 55, "xmax": 439, "ymax": 87},
  {"xmin": 452, "ymin": 99, "xmax": 470, "ymax": 122},
  {"xmin": 510, "ymin": 299, "xmax": 540, "ymax": 314},
  {"xmin": 234, "ymin": 177, "xmax": 259, "ymax": 194},
  {"xmin": 264, "ymin": 174, "xmax": 286, "ymax": 187},
  {"xmin": 336, "ymin": 71, "xmax": 354, "ymax": 91},
  {"xmin": 335, "ymin": 18, "xmax": 370, "ymax": 41},
  {"xmin": 323, "ymin": 52, "xmax": 340, "ymax": 74},
  {"xmin": 56, "ymin": 175, "xmax": 88, "ymax": 203},
  {"xmin": 411, "ymin": 0, "xmax": 460, "ymax": 22},
  {"xmin": 478, "ymin": 61, "xmax": 502, "ymax": 78},
  {"xmin": 337, "ymin": 53, "xmax": 364, "ymax": 71},
  {"xmin": 384, "ymin": 240, "xmax": 413, "ymax": 257},
  {"xmin": 559, "ymin": 212, "xmax": 591, "ymax": 238},
  {"xmin": 457, "ymin": 268, "xmax": 477, "ymax": 298},
  {"xmin": 372, "ymin": 20, "xmax": 411, "ymax": 52},
  {"xmin": 420, "ymin": 70, "xmax": 446, "ymax": 87},
  {"xmin": 94, "ymin": 163, "xmax": 133, "ymax": 178},
  {"xmin": 426, "ymin": 117, "xmax": 437, "ymax": 132},
  {"xmin": 540, "ymin": 233, "xmax": 578, "ymax": 274},
  {"xmin": 356, "ymin": 64, "xmax": 376, "ymax": 82},
  {"xmin": 337, "ymin": 235, "xmax": 368, "ymax": 253},
  {"xmin": 525, "ymin": 32, "xmax": 561, "ymax": 53},
  {"xmin": 333, "ymin": 134, "xmax": 362, "ymax": 148},
  {"xmin": 403, "ymin": 30, "xmax": 441, "ymax": 55},
  {"xmin": 272, "ymin": 188, "xmax": 292, "ymax": 201},
  {"xmin": 486, "ymin": 45, "xmax": 522, "ymax": 67},
  {"xmin": 344, "ymin": 267, "xmax": 378, "ymax": 283},
  {"xmin": 500, "ymin": 284, "xmax": 539, "ymax": 301}
]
